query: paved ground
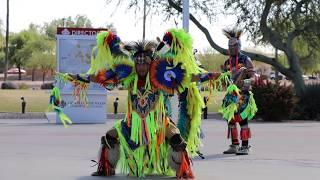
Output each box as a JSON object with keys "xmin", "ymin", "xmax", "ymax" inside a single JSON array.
[{"xmin": 0, "ymin": 118, "xmax": 319, "ymax": 180}]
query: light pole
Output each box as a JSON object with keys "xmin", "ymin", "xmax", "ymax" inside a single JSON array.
[
  {"xmin": 4, "ymin": 0, "xmax": 9, "ymax": 81},
  {"xmin": 182, "ymin": 0, "xmax": 189, "ymax": 32},
  {"xmin": 171, "ymin": 0, "xmax": 190, "ymax": 123}
]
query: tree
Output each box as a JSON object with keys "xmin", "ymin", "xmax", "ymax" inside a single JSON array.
[
  {"xmin": 197, "ymin": 48, "xmax": 227, "ymax": 71},
  {"xmin": 101, "ymin": 23, "xmax": 117, "ymax": 33},
  {"xmin": 0, "ymin": 19, "xmax": 4, "ymax": 43},
  {"xmin": 9, "ymin": 25, "xmax": 54, "ymax": 80},
  {"xmin": 74, "ymin": 15, "xmax": 93, "ymax": 28},
  {"xmin": 108, "ymin": 0, "xmax": 320, "ymax": 96},
  {"xmin": 38, "ymin": 53, "xmax": 55, "ymax": 83},
  {"xmin": 26, "ymin": 53, "xmax": 40, "ymax": 81},
  {"xmin": 26, "ymin": 52, "xmax": 56, "ymax": 83},
  {"xmin": 42, "ymin": 15, "xmax": 93, "ymax": 39},
  {"xmin": 222, "ymin": 0, "xmax": 320, "ymax": 96},
  {"xmin": 8, "ymin": 32, "xmax": 33, "ymax": 80},
  {"xmin": 292, "ymin": 37, "xmax": 320, "ymax": 75}
]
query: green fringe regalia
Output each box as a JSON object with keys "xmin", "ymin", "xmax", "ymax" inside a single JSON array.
[
  {"xmin": 156, "ymin": 28, "xmax": 212, "ymax": 156},
  {"xmin": 219, "ymin": 83, "xmax": 258, "ymax": 123},
  {"xmin": 56, "ymin": 29, "xmax": 223, "ymax": 177}
]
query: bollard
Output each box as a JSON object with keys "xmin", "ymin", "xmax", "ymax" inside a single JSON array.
[
  {"xmin": 21, "ymin": 97, "xmax": 26, "ymax": 114},
  {"xmin": 113, "ymin": 97, "xmax": 119, "ymax": 114}
]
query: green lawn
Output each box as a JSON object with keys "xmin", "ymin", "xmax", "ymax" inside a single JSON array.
[
  {"xmin": 201, "ymin": 91, "xmax": 224, "ymax": 113},
  {"xmin": 0, "ymin": 90, "xmax": 50, "ymax": 113},
  {"xmin": 0, "ymin": 90, "xmax": 224, "ymax": 113}
]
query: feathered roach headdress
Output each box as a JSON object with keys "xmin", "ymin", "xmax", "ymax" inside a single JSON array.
[
  {"xmin": 223, "ymin": 29, "xmax": 242, "ymax": 49},
  {"xmin": 126, "ymin": 41, "xmax": 157, "ymax": 64}
]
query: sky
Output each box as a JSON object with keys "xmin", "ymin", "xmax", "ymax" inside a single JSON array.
[{"xmin": 0, "ymin": 0, "xmax": 272, "ymax": 53}]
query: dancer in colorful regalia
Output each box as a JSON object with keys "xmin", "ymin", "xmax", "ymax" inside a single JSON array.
[
  {"xmin": 57, "ymin": 29, "xmax": 220, "ymax": 178},
  {"xmin": 219, "ymin": 29, "xmax": 258, "ymax": 155}
]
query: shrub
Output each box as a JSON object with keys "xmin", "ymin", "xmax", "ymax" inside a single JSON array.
[
  {"xmin": 41, "ymin": 83, "xmax": 54, "ymax": 89},
  {"xmin": 1, "ymin": 81, "xmax": 18, "ymax": 89},
  {"xmin": 252, "ymin": 80, "xmax": 295, "ymax": 121},
  {"xmin": 292, "ymin": 83, "xmax": 320, "ymax": 120}
]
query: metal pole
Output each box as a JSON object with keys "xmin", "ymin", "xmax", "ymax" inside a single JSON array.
[
  {"xmin": 142, "ymin": 0, "xmax": 146, "ymax": 42},
  {"xmin": 4, "ymin": 0, "xmax": 9, "ymax": 81},
  {"xmin": 171, "ymin": 0, "xmax": 190, "ymax": 124},
  {"xmin": 182, "ymin": 0, "xmax": 189, "ymax": 32}
]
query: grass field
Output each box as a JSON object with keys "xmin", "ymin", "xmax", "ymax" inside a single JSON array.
[{"xmin": 0, "ymin": 90, "xmax": 224, "ymax": 113}]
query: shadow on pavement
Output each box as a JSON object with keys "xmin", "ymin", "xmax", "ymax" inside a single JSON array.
[
  {"xmin": 193, "ymin": 153, "xmax": 235, "ymax": 161},
  {"xmin": 77, "ymin": 175, "xmax": 175, "ymax": 179}
]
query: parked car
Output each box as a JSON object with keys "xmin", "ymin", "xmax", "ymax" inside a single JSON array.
[
  {"xmin": 302, "ymin": 75, "xmax": 309, "ymax": 80},
  {"xmin": 269, "ymin": 72, "xmax": 283, "ymax": 80},
  {"xmin": 7, "ymin": 68, "xmax": 26, "ymax": 74},
  {"xmin": 308, "ymin": 76, "xmax": 318, "ymax": 80}
]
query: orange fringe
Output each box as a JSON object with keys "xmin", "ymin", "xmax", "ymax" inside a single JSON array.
[
  {"xmin": 126, "ymin": 98, "xmax": 131, "ymax": 127},
  {"xmin": 98, "ymin": 148, "xmax": 113, "ymax": 176},
  {"xmin": 177, "ymin": 151, "xmax": 194, "ymax": 179}
]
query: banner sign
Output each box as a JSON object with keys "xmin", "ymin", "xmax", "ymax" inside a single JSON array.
[
  {"xmin": 57, "ymin": 27, "xmax": 108, "ymax": 36},
  {"xmin": 56, "ymin": 27, "xmax": 107, "ymax": 123}
]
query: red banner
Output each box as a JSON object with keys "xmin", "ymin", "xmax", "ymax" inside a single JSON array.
[{"xmin": 57, "ymin": 27, "xmax": 109, "ymax": 36}]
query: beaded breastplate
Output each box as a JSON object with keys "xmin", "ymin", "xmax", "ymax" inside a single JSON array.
[{"xmin": 130, "ymin": 88, "xmax": 160, "ymax": 118}]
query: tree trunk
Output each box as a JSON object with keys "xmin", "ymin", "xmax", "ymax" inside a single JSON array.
[
  {"xmin": 291, "ymin": 73, "xmax": 306, "ymax": 96},
  {"xmin": 32, "ymin": 69, "xmax": 35, "ymax": 81},
  {"xmin": 42, "ymin": 70, "xmax": 46, "ymax": 83},
  {"xmin": 18, "ymin": 65, "xmax": 21, "ymax": 80},
  {"xmin": 288, "ymin": 55, "xmax": 306, "ymax": 96}
]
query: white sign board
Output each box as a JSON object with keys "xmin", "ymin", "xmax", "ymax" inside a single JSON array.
[{"xmin": 56, "ymin": 28, "xmax": 108, "ymax": 124}]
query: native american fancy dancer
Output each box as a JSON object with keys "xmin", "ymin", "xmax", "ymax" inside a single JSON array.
[
  {"xmin": 219, "ymin": 29, "xmax": 258, "ymax": 155},
  {"xmin": 57, "ymin": 29, "xmax": 220, "ymax": 178}
]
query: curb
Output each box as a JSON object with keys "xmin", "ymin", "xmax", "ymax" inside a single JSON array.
[
  {"xmin": 0, "ymin": 112, "xmax": 47, "ymax": 119},
  {"xmin": 0, "ymin": 112, "xmax": 222, "ymax": 120}
]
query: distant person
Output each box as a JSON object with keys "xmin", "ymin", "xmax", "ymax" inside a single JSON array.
[
  {"xmin": 113, "ymin": 97, "xmax": 119, "ymax": 114},
  {"xmin": 21, "ymin": 97, "xmax": 26, "ymax": 114},
  {"xmin": 203, "ymin": 96, "xmax": 208, "ymax": 119}
]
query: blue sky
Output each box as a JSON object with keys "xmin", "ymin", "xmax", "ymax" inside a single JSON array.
[{"xmin": 0, "ymin": 0, "xmax": 272, "ymax": 53}]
